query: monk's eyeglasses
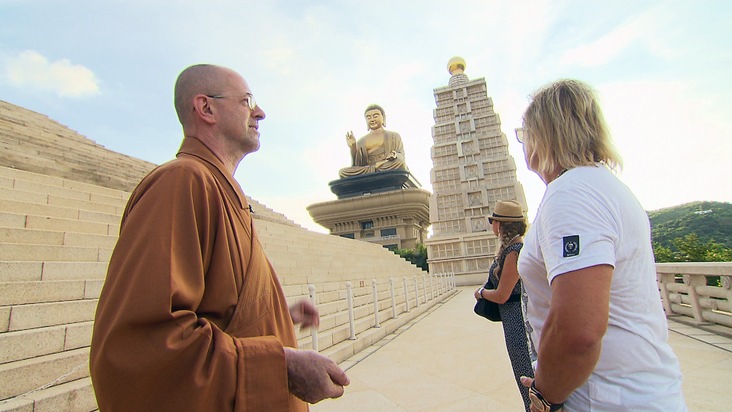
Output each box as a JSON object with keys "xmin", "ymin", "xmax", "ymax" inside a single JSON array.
[{"xmin": 206, "ymin": 93, "xmax": 256, "ymax": 111}]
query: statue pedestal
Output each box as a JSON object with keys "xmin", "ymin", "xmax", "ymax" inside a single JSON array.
[
  {"xmin": 308, "ymin": 176, "xmax": 430, "ymax": 250},
  {"xmin": 329, "ymin": 170, "xmax": 421, "ymax": 199}
]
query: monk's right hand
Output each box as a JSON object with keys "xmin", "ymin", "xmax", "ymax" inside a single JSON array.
[
  {"xmin": 345, "ymin": 131, "xmax": 356, "ymax": 148},
  {"xmin": 284, "ymin": 348, "xmax": 350, "ymax": 404}
]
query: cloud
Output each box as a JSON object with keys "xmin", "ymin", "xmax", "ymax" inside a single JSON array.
[
  {"xmin": 4, "ymin": 50, "xmax": 100, "ymax": 98},
  {"xmin": 598, "ymin": 79, "xmax": 732, "ymax": 211},
  {"xmin": 559, "ymin": 19, "xmax": 643, "ymax": 68}
]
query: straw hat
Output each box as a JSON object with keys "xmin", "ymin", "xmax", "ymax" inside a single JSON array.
[{"xmin": 488, "ymin": 200, "xmax": 525, "ymax": 223}]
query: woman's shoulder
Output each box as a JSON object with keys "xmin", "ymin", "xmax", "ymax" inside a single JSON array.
[{"xmin": 501, "ymin": 242, "xmax": 523, "ymax": 259}]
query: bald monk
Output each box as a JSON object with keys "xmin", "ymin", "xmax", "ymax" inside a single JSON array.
[
  {"xmin": 338, "ymin": 104, "xmax": 408, "ymax": 178},
  {"xmin": 90, "ymin": 64, "xmax": 349, "ymax": 411}
]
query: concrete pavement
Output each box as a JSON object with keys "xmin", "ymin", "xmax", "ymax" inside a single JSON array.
[{"xmin": 312, "ymin": 287, "xmax": 732, "ymax": 412}]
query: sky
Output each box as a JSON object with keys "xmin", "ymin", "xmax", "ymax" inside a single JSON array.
[{"xmin": 1, "ymin": 0, "xmax": 731, "ymax": 234}]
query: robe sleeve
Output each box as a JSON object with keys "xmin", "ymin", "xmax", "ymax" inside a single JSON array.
[
  {"xmin": 90, "ymin": 162, "xmax": 290, "ymax": 411},
  {"xmin": 388, "ymin": 132, "xmax": 406, "ymax": 163}
]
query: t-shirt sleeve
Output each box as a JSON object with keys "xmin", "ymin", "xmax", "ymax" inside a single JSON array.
[{"xmin": 538, "ymin": 182, "xmax": 618, "ymax": 284}]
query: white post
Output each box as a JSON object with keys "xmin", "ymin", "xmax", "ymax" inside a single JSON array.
[
  {"xmin": 422, "ymin": 274, "xmax": 426, "ymax": 304},
  {"xmin": 372, "ymin": 279, "xmax": 380, "ymax": 328},
  {"xmin": 414, "ymin": 276, "xmax": 419, "ymax": 308},
  {"xmin": 430, "ymin": 273, "xmax": 435, "ymax": 300},
  {"xmin": 390, "ymin": 277, "xmax": 397, "ymax": 319},
  {"xmin": 403, "ymin": 276, "xmax": 410, "ymax": 312},
  {"xmin": 308, "ymin": 284, "xmax": 318, "ymax": 352},
  {"xmin": 346, "ymin": 281, "xmax": 356, "ymax": 340}
]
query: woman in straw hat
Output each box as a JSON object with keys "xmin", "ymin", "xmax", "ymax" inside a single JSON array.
[
  {"xmin": 515, "ymin": 79, "xmax": 686, "ymax": 411},
  {"xmin": 474, "ymin": 199, "xmax": 534, "ymax": 411}
]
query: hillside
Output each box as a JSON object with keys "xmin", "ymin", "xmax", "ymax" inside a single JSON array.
[{"xmin": 649, "ymin": 201, "xmax": 732, "ymax": 249}]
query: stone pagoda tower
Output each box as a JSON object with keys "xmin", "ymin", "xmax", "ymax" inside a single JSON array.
[{"xmin": 425, "ymin": 57, "xmax": 527, "ymax": 285}]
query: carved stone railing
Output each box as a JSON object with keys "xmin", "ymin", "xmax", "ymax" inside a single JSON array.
[{"xmin": 657, "ymin": 262, "xmax": 732, "ymax": 329}]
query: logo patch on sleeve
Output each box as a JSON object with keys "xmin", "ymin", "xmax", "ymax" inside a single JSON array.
[{"xmin": 563, "ymin": 235, "xmax": 580, "ymax": 257}]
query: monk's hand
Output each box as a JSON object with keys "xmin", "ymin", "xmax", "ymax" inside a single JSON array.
[
  {"xmin": 284, "ymin": 348, "xmax": 350, "ymax": 404},
  {"xmin": 387, "ymin": 150, "xmax": 397, "ymax": 160},
  {"xmin": 289, "ymin": 299, "xmax": 320, "ymax": 329},
  {"xmin": 345, "ymin": 131, "xmax": 356, "ymax": 148}
]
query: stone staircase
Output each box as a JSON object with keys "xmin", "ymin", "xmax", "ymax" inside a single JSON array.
[
  {"xmin": 0, "ymin": 101, "xmax": 453, "ymax": 411},
  {"xmin": 0, "ymin": 100, "xmax": 156, "ymax": 192}
]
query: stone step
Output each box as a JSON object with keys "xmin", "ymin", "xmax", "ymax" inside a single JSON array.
[
  {"xmin": 0, "ymin": 135, "xmax": 144, "ymax": 172},
  {"xmin": 0, "ymin": 212, "xmax": 116, "ymax": 236},
  {"xmin": 3, "ymin": 299, "xmax": 98, "ymax": 332},
  {"xmin": 0, "ymin": 187, "xmax": 123, "ymax": 217},
  {"xmin": 0, "ymin": 261, "xmax": 108, "ymax": 283},
  {"xmin": 11, "ymin": 179, "xmax": 127, "ymax": 208},
  {"xmin": 0, "ymin": 165, "xmax": 131, "ymax": 198},
  {"xmin": 0, "ymin": 321, "xmax": 92, "ymax": 365},
  {"xmin": 0, "ymin": 347, "xmax": 89, "ymax": 402},
  {"xmin": 0, "ymin": 243, "xmax": 111, "ymax": 263},
  {"xmin": 0, "ymin": 279, "xmax": 101, "ymax": 306},
  {"xmin": 0, "ymin": 227, "xmax": 116, "ymax": 249},
  {"xmin": 47, "ymin": 194, "xmax": 124, "ymax": 217},
  {"xmin": 0, "ymin": 377, "xmax": 97, "ymax": 412}
]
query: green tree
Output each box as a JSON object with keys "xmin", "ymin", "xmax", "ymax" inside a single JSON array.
[
  {"xmin": 706, "ymin": 242, "xmax": 732, "ymax": 262},
  {"xmin": 672, "ymin": 233, "xmax": 708, "ymax": 262},
  {"xmin": 652, "ymin": 242, "xmax": 675, "ymax": 263},
  {"xmin": 393, "ymin": 244, "xmax": 429, "ymax": 272},
  {"xmin": 654, "ymin": 233, "xmax": 732, "ymax": 286}
]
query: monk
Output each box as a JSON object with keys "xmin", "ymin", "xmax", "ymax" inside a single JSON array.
[
  {"xmin": 90, "ymin": 64, "xmax": 349, "ymax": 411},
  {"xmin": 338, "ymin": 104, "xmax": 408, "ymax": 178}
]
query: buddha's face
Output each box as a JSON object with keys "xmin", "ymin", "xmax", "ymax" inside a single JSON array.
[{"xmin": 364, "ymin": 109, "xmax": 384, "ymax": 131}]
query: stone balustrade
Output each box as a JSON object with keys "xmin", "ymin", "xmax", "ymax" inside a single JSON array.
[{"xmin": 657, "ymin": 262, "xmax": 732, "ymax": 329}]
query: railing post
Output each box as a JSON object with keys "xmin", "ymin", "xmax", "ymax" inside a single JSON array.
[
  {"xmin": 657, "ymin": 273, "xmax": 674, "ymax": 314},
  {"xmin": 422, "ymin": 274, "xmax": 427, "ymax": 304},
  {"xmin": 390, "ymin": 277, "xmax": 397, "ymax": 319},
  {"xmin": 683, "ymin": 274, "xmax": 707, "ymax": 322},
  {"xmin": 403, "ymin": 276, "xmax": 410, "ymax": 312},
  {"xmin": 346, "ymin": 281, "xmax": 356, "ymax": 340},
  {"xmin": 414, "ymin": 276, "xmax": 419, "ymax": 308},
  {"xmin": 372, "ymin": 279, "xmax": 380, "ymax": 328},
  {"xmin": 308, "ymin": 284, "xmax": 318, "ymax": 352},
  {"xmin": 430, "ymin": 273, "xmax": 435, "ymax": 300}
]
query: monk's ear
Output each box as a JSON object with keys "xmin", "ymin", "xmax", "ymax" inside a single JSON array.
[{"xmin": 192, "ymin": 95, "xmax": 217, "ymax": 125}]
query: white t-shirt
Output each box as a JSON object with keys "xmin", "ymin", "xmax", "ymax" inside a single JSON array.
[{"xmin": 518, "ymin": 165, "xmax": 686, "ymax": 411}]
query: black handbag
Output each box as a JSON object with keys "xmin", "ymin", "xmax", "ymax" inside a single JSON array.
[
  {"xmin": 474, "ymin": 243, "xmax": 523, "ymax": 322},
  {"xmin": 474, "ymin": 277, "xmax": 502, "ymax": 321}
]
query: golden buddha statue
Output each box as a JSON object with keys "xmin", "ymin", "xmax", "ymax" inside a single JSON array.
[{"xmin": 338, "ymin": 104, "xmax": 408, "ymax": 178}]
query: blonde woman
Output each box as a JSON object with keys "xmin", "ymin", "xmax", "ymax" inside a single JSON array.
[
  {"xmin": 474, "ymin": 200, "xmax": 534, "ymax": 411},
  {"xmin": 516, "ymin": 79, "xmax": 686, "ymax": 411}
]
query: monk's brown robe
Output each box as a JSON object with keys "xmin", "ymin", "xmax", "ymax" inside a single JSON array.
[{"xmin": 90, "ymin": 137, "xmax": 307, "ymax": 411}]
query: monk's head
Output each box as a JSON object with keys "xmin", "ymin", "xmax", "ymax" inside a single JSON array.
[{"xmin": 173, "ymin": 64, "xmax": 266, "ymax": 170}]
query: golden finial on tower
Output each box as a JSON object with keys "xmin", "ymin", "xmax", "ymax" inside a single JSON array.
[{"xmin": 447, "ymin": 56, "xmax": 466, "ymax": 75}]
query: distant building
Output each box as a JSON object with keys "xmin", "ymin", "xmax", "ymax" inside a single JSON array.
[{"xmin": 425, "ymin": 57, "xmax": 527, "ymax": 285}]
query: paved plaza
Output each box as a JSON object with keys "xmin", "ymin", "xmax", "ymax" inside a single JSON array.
[{"xmin": 312, "ymin": 287, "xmax": 732, "ymax": 412}]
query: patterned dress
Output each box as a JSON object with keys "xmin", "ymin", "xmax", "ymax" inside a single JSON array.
[{"xmin": 488, "ymin": 242, "xmax": 534, "ymax": 411}]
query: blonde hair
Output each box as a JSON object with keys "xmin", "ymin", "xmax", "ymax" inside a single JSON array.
[
  {"xmin": 494, "ymin": 220, "xmax": 527, "ymax": 256},
  {"xmin": 522, "ymin": 79, "xmax": 622, "ymax": 177}
]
